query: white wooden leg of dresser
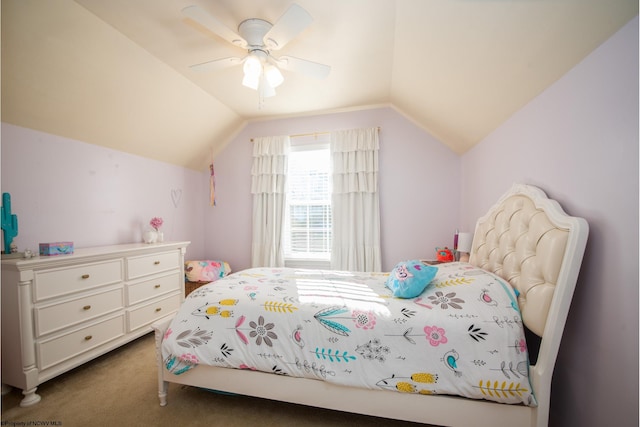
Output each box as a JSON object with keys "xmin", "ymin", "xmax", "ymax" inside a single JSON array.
[{"xmin": 20, "ymin": 387, "xmax": 41, "ymax": 407}]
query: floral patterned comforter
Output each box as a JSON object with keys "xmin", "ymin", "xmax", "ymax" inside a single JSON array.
[{"xmin": 161, "ymin": 263, "xmax": 537, "ymax": 406}]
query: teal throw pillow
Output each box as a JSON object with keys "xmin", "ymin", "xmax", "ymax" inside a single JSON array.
[{"xmin": 386, "ymin": 260, "xmax": 438, "ymax": 298}]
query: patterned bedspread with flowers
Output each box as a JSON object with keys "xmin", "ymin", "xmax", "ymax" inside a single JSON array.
[{"xmin": 161, "ymin": 262, "xmax": 537, "ymax": 406}]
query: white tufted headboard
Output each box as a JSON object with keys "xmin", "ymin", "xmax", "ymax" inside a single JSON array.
[{"xmin": 469, "ymin": 184, "xmax": 589, "ymax": 338}]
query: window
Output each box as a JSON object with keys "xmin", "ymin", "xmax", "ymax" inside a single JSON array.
[{"xmin": 284, "ymin": 137, "xmax": 331, "ymax": 268}]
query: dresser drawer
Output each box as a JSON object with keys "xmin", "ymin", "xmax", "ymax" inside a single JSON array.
[
  {"xmin": 127, "ymin": 251, "xmax": 180, "ymax": 280},
  {"xmin": 34, "ymin": 260, "xmax": 123, "ymax": 301},
  {"xmin": 37, "ymin": 314, "xmax": 125, "ymax": 370},
  {"xmin": 35, "ymin": 288, "xmax": 124, "ymax": 337},
  {"xmin": 127, "ymin": 272, "xmax": 181, "ymax": 305},
  {"xmin": 127, "ymin": 293, "xmax": 181, "ymax": 332}
]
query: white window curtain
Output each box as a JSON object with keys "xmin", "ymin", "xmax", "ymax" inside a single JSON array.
[
  {"xmin": 330, "ymin": 127, "xmax": 381, "ymax": 272},
  {"xmin": 251, "ymin": 135, "xmax": 290, "ymax": 267}
]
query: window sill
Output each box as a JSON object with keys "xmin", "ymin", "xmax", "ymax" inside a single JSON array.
[{"xmin": 284, "ymin": 258, "xmax": 331, "ymax": 270}]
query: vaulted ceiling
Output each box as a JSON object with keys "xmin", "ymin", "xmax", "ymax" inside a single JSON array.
[{"xmin": 1, "ymin": 1, "xmax": 637, "ymax": 170}]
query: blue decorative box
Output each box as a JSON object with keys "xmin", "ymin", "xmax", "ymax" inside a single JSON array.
[{"xmin": 39, "ymin": 242, "xmax": 74, "ymax": 256}]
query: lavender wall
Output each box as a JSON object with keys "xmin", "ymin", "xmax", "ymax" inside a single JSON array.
[
  {"xmin": 205, "ymin": 107, "xmax": 461, "ymax": 271},
  {"xmin": 0, "ymin": 124, "xmax": 207, "ymax": 260},
  {"xmin": 1, "ymin": 15, "xmax": 636, "ymax": 425},
  {"xmin": 0, "ymin": 107, "xmax": 462, "ymax": 271},
  {"xmin": 461, "ymin": 16, "xmax": 639, "ymax": 427}
]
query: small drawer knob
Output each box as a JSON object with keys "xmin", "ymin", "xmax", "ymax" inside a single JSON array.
[
  {"xmin": 83, "ymin": 305, "xmax": 91, "ymax": 311},
  {"xmin": 154, "ymin": 284, "xmax": 161, "ymax": 289},
  {"xmin": 154, "ymin": 261, "xmax": 160, "ymax": 265},
  {"xmin": 81, "ymin": 274, "xmax": 90, "ymax": 279},
  {"xmin": 84, "ymin": 335, "xmax": 93, "ymax": 341},
  {"xmin": 155, "ymin": 307, "xmax": 162, "ymax": 312}
]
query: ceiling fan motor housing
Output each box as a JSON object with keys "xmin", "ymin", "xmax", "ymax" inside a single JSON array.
[{"xmin": 238, "ymin": 18, "xmax": 273, "ymax": 51}]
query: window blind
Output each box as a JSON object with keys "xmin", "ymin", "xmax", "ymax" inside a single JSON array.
[{"xmin": 284, "ymin": 144, "xmax": 331, "ymax": 260}]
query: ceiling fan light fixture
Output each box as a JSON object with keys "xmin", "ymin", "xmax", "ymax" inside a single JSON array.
[
  {"xmin": 264, "ymin": 64, "xmax": 284, "ymax": 88},
  {"xmin": 260, "ymin": 75, "xmax": 277, "ymax": 98},
  {"xmin": 183, "ymin": 4, "xmax": 331, "ymax": 104},
  {"xmin": 242, "ymin": 72, "xmax": 260, "ymax": 90},
  {"xmin": 243, "ymin": 53, "xmax": 262, "ymax": 79}
]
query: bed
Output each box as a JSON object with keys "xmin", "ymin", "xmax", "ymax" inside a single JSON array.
[{"xmin": 152, "ymin": 183, "xmax": 588, "ymax": 427}]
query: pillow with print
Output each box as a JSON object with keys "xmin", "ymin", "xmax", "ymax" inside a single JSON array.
[{"xmin": 385, "ymin": 260, "xmax": 438, "ymax": 298}]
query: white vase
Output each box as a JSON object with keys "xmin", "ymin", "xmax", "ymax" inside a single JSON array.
[
  {"xmin": 142, "ymin": 229, "xmax": 157, "ymax": 244},
  {"xmin": 156, "ymin": 231, "xmax": 164, "ymax": 243}
]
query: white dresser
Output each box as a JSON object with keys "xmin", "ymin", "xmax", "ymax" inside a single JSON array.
[{"xmin": 1, "ymin": 241, "xmax": 190, "ymax": 406}]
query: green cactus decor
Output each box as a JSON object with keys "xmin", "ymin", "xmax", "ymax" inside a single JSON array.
[{"xmin": 1, "ymin": 192, "xmax": 18, "ymax": 254}]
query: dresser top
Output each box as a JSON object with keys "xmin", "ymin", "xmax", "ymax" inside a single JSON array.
[{"xmin": 1, "ymin": 241, "xmax": 191, "ymax": 270}]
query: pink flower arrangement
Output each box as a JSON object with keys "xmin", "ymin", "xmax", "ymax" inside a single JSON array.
[{"xmin": 150, "ymin": 217, "xmax": 163, "ymax": 231}]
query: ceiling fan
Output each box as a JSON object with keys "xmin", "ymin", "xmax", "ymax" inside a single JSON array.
[{"xmin": 182, "ymin": 3, "xmax": 331, "ymax": 99}]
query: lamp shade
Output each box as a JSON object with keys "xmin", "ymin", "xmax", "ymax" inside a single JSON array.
[
  {"xmin": 242, "ymin": 73, "xmax": 260, "ymax": 90},
  {"xmin": 243, "ymin": 54, "xmax": 262, "ymax": 78},
  {"xmin": 259, "ymin": 75, "xmax": 276, "ymax": 98},
  {"xmin": 264, "ymin": 64, "xmax": 284, "ymax": 88},
  {"xmin": 457, "ymin": 232, "xmax": 473, "ymax": 253}
]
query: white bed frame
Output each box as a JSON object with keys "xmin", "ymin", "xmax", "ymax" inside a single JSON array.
[{"xmin": 152, "ymin": 183, "xmax": 588, "ymax": 427}]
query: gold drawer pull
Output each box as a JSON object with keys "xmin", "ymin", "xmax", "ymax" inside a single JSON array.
[
  {"xmin": 84, "ymin": 335, "xmax": 93, "ymax": 341},
  {"xmin": 81, "ymin": 274, "xmax": 90, "ymax": 279},
  {"xmin": 154, "ymin": 261, "xmax": 160, "ymax": 265},
  {"xmin": 154, "ymin": 284, "xmax": 161, "ymax": 289},
  {"xmin": 155, "ymin": 307, "xmax": 162, "ymax": 312},
  {"xmin": 83, "ymin": 305, "xmax": 91, "ymax": 311}
]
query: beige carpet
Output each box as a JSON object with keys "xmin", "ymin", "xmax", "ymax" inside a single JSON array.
[{"xmin": 1, "ymin": 333, "xmax": 428, "ymax": 427}]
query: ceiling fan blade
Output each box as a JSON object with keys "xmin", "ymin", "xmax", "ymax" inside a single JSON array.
[
  {"xmin": 189, "ymin": 57, "xmax": 244, "ymax": 73},
  {"xmin": 263, "ymin": 3, "xmax": 313, "ymax": 50},
  {"xmin": 273, "ymin": 56, "xmax": 331, "ymax": 79},
  {"xmin": 182, "ymin": 5, "xmax": 246, "ymax": 48}
]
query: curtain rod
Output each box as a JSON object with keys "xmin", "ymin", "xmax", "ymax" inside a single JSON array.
[{"xmin": 250, "ymin": 127, "xmax": 380, "ymax": 142}]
